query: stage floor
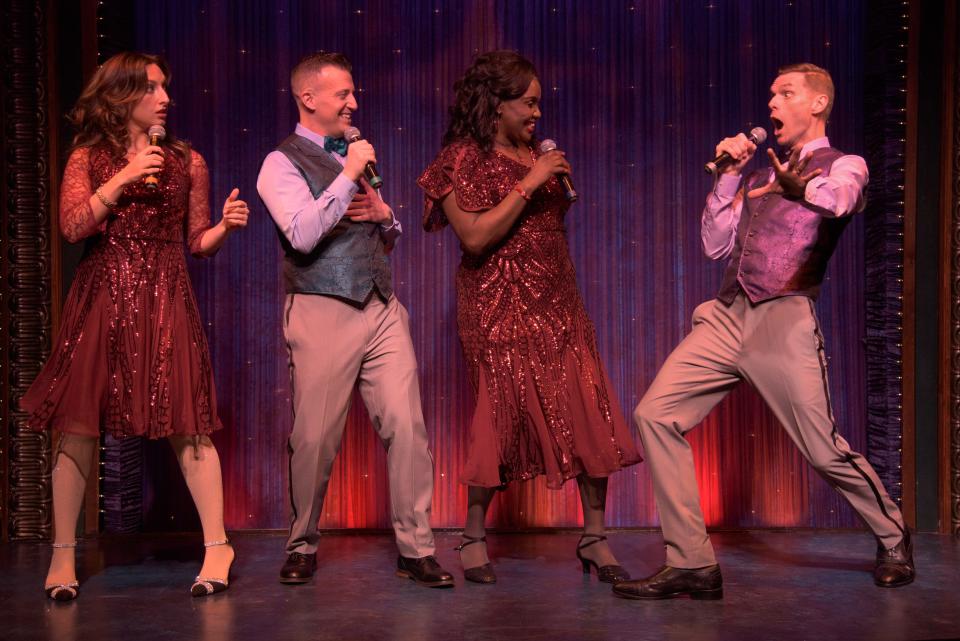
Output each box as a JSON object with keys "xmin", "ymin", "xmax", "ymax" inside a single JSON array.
[{"xmin": 1, "ymin": 531, "xmax": 957, "ymax": 641}]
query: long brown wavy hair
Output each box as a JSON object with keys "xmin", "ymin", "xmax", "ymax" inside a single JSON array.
[
  {"xmin": 442, "ymin": 50, "xmax": 538, "ymax": 151},
  {"xmin": 69, "ymin": 52, "xmax": 191, "ymax": 163}
]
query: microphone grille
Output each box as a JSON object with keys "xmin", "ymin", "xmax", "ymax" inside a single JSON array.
[
  {"xmin": 344, "ymin": 126, "xmax": 361, "ymax": 141},
  {"xmin": 148, "ymin": 125, "xmax": 166, "ymax": 140},
  {"xmin": 539, "ymin": 139, "xmax": 558, "ymax": 153},
  {"xmin": 749, "ymin": 127, "xmax": 767, "ymax": 144}
]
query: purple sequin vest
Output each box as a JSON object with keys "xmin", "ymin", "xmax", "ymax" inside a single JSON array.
[{"xmin": 717, "ymin": 146, "xmax": 848, "ymax": 304}]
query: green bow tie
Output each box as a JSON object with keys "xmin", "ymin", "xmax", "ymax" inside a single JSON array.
[{"xmin": 323, "ymin": 137, "xmax": 348, "ymax": 157}]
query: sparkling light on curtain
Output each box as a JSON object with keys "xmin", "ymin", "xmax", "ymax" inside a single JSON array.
[{"xmin": 131, "ymin": 0, "xmax": 870, "ymax": 531}]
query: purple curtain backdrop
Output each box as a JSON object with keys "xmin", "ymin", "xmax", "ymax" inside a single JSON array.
[{"xmin": 122, "ymin": 0, "xmax": 876, "ymax": 531}]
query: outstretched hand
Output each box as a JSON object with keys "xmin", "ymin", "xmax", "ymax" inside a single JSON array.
[
  {"xmin": 747, "ymin": 148, "xmax": 823, "ymax": 199},
  {"xmin": 221, "ymin": 188, "xmax": 249, "ymax": 232}
]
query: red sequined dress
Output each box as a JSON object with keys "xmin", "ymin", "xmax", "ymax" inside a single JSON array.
[
  {"xmin": 418, "ymin": 140, "xmax": 641, "ymax": 488},
  {"xmin": 20, "ymin": 144, "xmax": 222, "ymax": 438}
]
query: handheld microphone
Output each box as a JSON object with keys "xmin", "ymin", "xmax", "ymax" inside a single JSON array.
[
  {"xmin": 539, "ymin": 139, "xmax": 577, "ymax": 202},
  {"xmin": 343, "ymin": 126, "xmax": 383, "ymax": 189},
  {"xmin": 704, "ymin": 126, "xmax": 767, "ymax": 175},
  {"xmin": 144, "ymin": 125, "xmax": 166, "ymax": 189}
]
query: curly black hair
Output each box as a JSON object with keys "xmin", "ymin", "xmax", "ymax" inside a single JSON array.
[{"xmin": 442, "ymin": 50, "xmax": 538, "ymax": 151}]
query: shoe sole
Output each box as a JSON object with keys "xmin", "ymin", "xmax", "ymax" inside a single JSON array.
[
  {"xmin": 44, "ymin": 586, "xmax": 80, "ymax": 603},
  {"xmin": 875, "ymin": 576, "xmax": 915, "ymax": 588},
  {"xmin": 395, "ymin": 570, "xmax": 455, "ymax": 588},
  {"xmin": 191, "ymin": 584, "xmax": 229, "ymax": 597},
  {"xmin": 279, "ymin": 576, "xmax": 313, "ymax": 585},
  {"xmin": 612, "ymin": 587, "xmax": 723, "ymax": 600}
]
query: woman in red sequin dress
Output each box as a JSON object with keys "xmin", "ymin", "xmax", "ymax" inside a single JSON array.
[
  {"xmin": 418, "ymin": 51, "xmax": 641, "ymax": 585},
  {"xmin": 20, "ymin": 53, "xmax": 248, "ymax": 600}
]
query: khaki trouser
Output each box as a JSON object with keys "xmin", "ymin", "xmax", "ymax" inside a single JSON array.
[
  {"xmin": 283, "ymin": 293, "xmax": 436, "ymax": 558},
  {"xmin": 634, "ymin": 293, "xmax": 905, "ymax": 568}
]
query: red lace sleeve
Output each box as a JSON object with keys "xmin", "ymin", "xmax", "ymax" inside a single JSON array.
[
  {"xmin": 58, "ymin": 147, "xmax": 102, "ymax": 243},
  {"xmin": 186, "ymin": 149, "xmax": 217, "ymax": 257},
  {"xmin": 417, "ymin": 142, "xmax": 495, "ymax": 232}
]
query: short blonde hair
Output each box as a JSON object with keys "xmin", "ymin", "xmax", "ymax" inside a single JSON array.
[
  {"xmin": 778, "ymin": 62, "xmax": 835, "ymax": 121},
  {"xmin": 290, "ymin": 52, "xmax": 352, "ymax": 105}
]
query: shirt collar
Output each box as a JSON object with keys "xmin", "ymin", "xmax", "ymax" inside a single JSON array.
[
  {"xmin": 295, "ymin": 123, "xmax": 338, "ymax": 149},
  {"xmin": 797, "ymin": 136, "xmax": 830, "ymax": 158}
]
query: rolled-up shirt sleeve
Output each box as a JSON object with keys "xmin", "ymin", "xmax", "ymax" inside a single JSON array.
[
  {"xmin": 804, "ymin": 154, "xmax": 868, "ymax": 217},
  {"xmin": 257, "ymin": 150, "xmax": 359, "ymax": 254},
  {"xmin": 701, "ymin": 173, "xmax": 744, "ymax": 261}
]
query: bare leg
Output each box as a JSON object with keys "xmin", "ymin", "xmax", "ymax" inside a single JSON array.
[
  {"xmin": 576, "ymin": 475, "xmax": 618, "ymax": 567},
  {"xmin": 168, "ymin": 435, "xmax": 234, "ymax": 581},
  {"xmin": 459, "ymin": 485, "xmax": 496, "ymax": 569},
  {"xmin": 45, "ymin": 433, "xmax": 97, "ymax": 589}
]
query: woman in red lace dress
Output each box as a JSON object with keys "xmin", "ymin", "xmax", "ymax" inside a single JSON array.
[
  {"xmin": 418, "ymin": 51, "xmax": 641, "ymax": 585},
  {"xmin": 20, "ymin": 52, "xmax": 248, "ymax": 600}
]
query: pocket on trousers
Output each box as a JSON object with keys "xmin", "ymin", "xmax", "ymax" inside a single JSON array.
[{"xmin": 282, "ymin": 294, "xmax": 297, "ymax": 348}]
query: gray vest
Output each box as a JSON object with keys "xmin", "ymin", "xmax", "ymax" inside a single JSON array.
[
  {"xmin": 274, "ymin": 134, "xmax": 392, "ymax": 304},
  {"xmin": 716, "ymin": 146, "xmax": 849, "ymax": 304}
]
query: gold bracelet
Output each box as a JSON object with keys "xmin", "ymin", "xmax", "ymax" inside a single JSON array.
[
  {"xmin": 95, "ymin": 187, "xmax": 117, "ymax": 209},
  {"xmin": 513, "ymin": 183, "xmax": 532, "ymax": 201}
]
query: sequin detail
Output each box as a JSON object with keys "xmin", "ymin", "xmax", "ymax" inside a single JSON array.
[
  {"xmin": 419, "ymin": 141, "xmax": 641, "ymax": 489},
  {"xmin": 20, "ymin": 145, "xmax": 221, "ymax": 439}
]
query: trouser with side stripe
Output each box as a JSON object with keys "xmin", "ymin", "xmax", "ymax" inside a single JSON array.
[{"xmin": 634, "ymin": 292, "xmax": 905, "ymax": 569}]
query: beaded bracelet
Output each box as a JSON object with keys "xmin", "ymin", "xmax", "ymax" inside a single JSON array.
[
  {"xmin": 95, "ymin": 187, "xmax": 117, "ymax": 209},
  {"xmin": 513, "ymin": 183, "xmax": 532, "ymax": 201}
]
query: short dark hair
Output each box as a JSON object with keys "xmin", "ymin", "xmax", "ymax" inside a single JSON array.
[
  {"xmin": 290, "ymin": 52, "xmax": 353, "ymax": 100},
  {"xmin": 778, "ymin": 62, "xmax": 835, "ymax": 121}
]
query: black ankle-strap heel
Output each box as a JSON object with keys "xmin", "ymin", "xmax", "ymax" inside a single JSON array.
[
  {"xmin": 577, "ymin": 534, "xmax": 630, "ymax": 584},
  {"xmin": 454, "ymin": 534, "xmax": 497, "ymax": 584},
  {"xmin": 191, "ymin": 539, "xmax": 234, "ymax": 597}
]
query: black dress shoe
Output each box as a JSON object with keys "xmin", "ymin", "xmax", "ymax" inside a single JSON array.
[
  {"xmin": 396, "ymin": 555, "xmax": 455, "ymax": 588},
  {"xmin": 279, "ymin": 552, "xmax": 317, "ymax": 584},
  {"xmin": 612, "ymin": 565, "xmax": 723, "ymax": 600},
  {"xmin": 874, "ymin": 530, "xmax": 915, "ymax": 588}
]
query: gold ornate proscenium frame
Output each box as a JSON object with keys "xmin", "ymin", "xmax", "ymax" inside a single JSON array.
[
  {"xmin": 1, "ymin": 0, "xmax": 54, "ymax": 541},
  {"xmin": 949, "ymin": 3, "xmax": 960, "ymax": 535}
]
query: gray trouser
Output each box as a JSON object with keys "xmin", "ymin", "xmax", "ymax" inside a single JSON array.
[
  {"xmin": 634, "ymin": 293, "xmax": 905, "ymax": 568},
  {"xmin": 283, "ymin": 293, "xmax": 436, "ymax": 558}
]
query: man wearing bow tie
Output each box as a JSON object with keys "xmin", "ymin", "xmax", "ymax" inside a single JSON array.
[{"xmin": 257, "ymin": 52, "xmax": 452, "ymax": 588}]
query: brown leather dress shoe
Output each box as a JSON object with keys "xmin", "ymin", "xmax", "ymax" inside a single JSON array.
[
  {"xmin": 612, "ymin": 565, "xmax": 723, "ymax": 600},
  {"xmin": 396, "ymin": 555, "xmax": 455, "ymax": 588},
  {"xmin": 279, "ymin": 552, "xmax": 317, "ymax": 584},
  {"xmin": 874, "ymin": 530, "xmax": 915, "ymax": 588}
]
